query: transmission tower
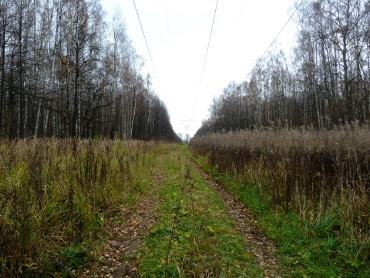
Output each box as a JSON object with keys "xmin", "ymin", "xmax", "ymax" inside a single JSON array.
[{"xmin": 179, "ymin": 119, "xmax": 193, "ymax": 142}]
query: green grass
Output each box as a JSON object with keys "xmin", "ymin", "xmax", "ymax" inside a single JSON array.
[
  {"xmin": 137, "ymin": 144, "xmax": 261, "ymax": 277},
  {"xmin": 193, "ymin": 154, "xmax": 370, "ymax": 278}
]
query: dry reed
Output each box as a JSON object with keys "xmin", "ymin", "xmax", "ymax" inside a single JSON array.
[{"xmin": 191, "ymin": 125, "xmax": 370, "ymax": 237}]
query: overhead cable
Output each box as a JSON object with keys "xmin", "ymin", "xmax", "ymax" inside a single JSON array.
[
  {"xmin": 245, "ymin": 0, "xmax": 305, "ymax": 81},
  {"xmin": 191, "ymin": 0, "xmax": 219, "ymax": 117},
  {"xmin": 132, "ymin": 0, "xmax": 165, "ymax": 99}
]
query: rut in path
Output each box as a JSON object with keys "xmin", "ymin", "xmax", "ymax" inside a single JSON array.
[{"xmin": 192, "ymin": 161, "xmax": 282, "ymax": 278}]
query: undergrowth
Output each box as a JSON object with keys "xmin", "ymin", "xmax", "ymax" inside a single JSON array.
[{"xmin": 0, "ymin": 138, "xmax": 159, "ymax": 277}]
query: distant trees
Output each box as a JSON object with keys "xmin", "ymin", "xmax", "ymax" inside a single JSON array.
[
  {"xmin": 196, "ymin": 0, "xmax": 370, "ymax": 136},
  {"xmin": 0, "ymin": 0, "xmax": 178, "ymax": 141}
]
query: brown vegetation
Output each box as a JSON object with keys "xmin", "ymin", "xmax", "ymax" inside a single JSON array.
[{"xmin": 191, "ymin": 125, "xmax": 370, "ymax": 238}]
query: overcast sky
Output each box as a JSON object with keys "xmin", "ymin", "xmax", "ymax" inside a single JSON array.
[{"xmin": 100, "ymin": 0, "xmax": 298, "ymax": 137}]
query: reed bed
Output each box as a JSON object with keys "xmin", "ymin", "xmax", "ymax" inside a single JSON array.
[
  {"xmin": 0, "ymin": 138, "xmax": 159, "ymax": 276},
  {"xmin": 191, "ymin": 126, "xmax": 370, "ymax": 237}
]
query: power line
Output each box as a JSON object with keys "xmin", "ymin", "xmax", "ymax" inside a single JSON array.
[
  {"xmin": 244, "ymin": 0, "xmax": 305, "ymax": 81},
  {"xmin": 188, "ymin": 0, "xmax": 301, "ymax": 134},
  {"xmin": 199, "ymin": 0, "xmax": 219, "ymax": 90},
  {"xmin": 191, "ymin": 0, "xmax": 219, "ymax": 118},
  {"xmin": 132, "ymin": 0, "xmax": 165, "ymax": 100}
]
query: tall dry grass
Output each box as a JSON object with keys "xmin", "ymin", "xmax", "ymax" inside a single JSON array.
[
  {"xmin": 190, "ymin": 125, "xmax": 370, "ymax": 237},
  {"xmin": 0, "ymin": 138, "xmax": 159, "ymax": 276}
]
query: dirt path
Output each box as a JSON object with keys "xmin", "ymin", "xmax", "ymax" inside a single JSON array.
[
  {"xmin": 192, "ymin": 161, "xmax": 282, "ymax": 278},
  {"xmin": 82, "ymin": 148, "xmax": 281, "ymax": 277}
]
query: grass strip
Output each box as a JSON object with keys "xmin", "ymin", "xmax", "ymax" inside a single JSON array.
[{"xmin": 137, "ymin": 144, "xmax": 261, "ymax": 277}]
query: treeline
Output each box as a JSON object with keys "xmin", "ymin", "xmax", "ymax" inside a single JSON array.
[
  {"xmin": 0, "ymin": 0, "xmax": 178, "ymax": 141},
  {"xmin": 196, "ymin": 0, "xmax": 370, "ymax": 135}
]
